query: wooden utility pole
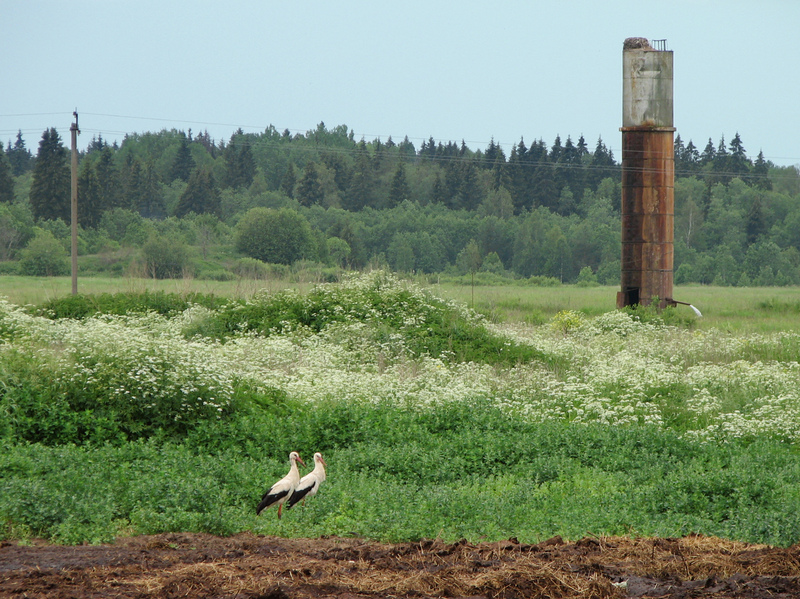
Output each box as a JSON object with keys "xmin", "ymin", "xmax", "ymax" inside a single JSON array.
[{"xmin": 70, "ymin": 110, "xmax": 80, "ymax": 295}]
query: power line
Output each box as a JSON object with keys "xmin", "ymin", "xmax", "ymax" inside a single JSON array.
[
  {"xmin": 4, "ymin": 111, "xmax": 799, "ymax": 168},
  {"xmin": 0, "ymin": 112, "xmax": 70, "ymax": 117}
]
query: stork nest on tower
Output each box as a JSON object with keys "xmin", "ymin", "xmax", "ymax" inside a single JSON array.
[{"xmin": 624, "ymin": 37, "xmax": 653, "ymax": 50}]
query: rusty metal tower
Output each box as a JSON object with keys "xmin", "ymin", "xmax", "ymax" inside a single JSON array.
[{"xmin": 617, "ymin": 37, "xmax": 675, "ymax": 309}]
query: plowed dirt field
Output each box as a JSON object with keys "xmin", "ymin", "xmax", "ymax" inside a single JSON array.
[{"xmin": 2, "ymin": 532, "xmax": 800, "ymax": 598}]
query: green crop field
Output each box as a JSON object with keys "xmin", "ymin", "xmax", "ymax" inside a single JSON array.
[{"xmin": 2, "ymin": 272, "xmax": 800, "ymax": 546}]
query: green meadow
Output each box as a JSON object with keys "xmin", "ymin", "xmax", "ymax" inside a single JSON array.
[
  {"xmin": 3, "ymin": 273, "xmax": 800, "ymax": 332},
  {"xmin": 2, "ymin": 272, "xmax": 800, "ymax": 546}
]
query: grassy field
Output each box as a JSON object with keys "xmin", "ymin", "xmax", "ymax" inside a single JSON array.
[
  {"xmin": 3, "ymin": 272, "xmax": 800, "ymax": 546},
  {"xmin": 3, "ymin": 274, "xmax": 799, "ymax": 333},
  {"xmin": 0, "ymin": 274, "xmax": 314, "ymax": 306},
  {"xmin": 429, "ymin": 283, "xmax": 800, "ymax": 333}
]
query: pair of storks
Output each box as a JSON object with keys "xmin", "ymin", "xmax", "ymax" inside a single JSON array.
[{"xmin": 256, "ymin": 451, "xmax": 327, "ymax": 519}]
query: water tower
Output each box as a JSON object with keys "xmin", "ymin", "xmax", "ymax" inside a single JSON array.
[{"xmin": 617, "ymin": 37, "xmax": 675, "ymax": 309}]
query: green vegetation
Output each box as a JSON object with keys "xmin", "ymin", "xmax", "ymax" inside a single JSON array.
[
  {"xmin": 32, "ymin": 289, "xmax": 228, "ymax": 319},
  {"xmin": 4, "ymin": 411, "xmax": 800, "ymax": 546},
  {"xmin": 1, "ymin": 123, "xmax": 799, "ymax": 290},
  {"xmin": 2, "ymin": 273, "xmax": 800, "ymax": 546}
]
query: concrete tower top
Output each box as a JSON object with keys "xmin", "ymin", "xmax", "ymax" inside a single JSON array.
[{"xmin": 622, "ymin": 38, "xmax": 673, "ymax": 129}]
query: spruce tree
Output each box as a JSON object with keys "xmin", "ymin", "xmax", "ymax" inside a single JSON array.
[
  {"xmin": 397, "ymin": 136, "xmax": 416, "ymax": 158},
  {"xmin": 712, "ymin": 135, "xmax": 731, "ymax": 185},
  {"xmin": 752, "ymin": 150, "xmax": 772, "ymax": 190},
  {"xmin": 576, "ymin": 134, "xmax": 589, "ymax": 158},
  {"xmin": 746, "ymin": 196, "xmax": 767, "ymax": 245},
  {"xmin": 443, "ymin": 161, "xmax": 461, "ymax": 207},
  {"xmin": 508, "ymin": 139, "xmax": 530, "ymax": 213},
  {"xmin": 728, "ymin": 132, "xmax": 750, "ymax": 179},
  {"xmin": 484, "ymin": 138, "xmax": 499, "ymax": 167},
  {"xmin": 423, "ymin": 136, "xmax": 436, "ymax": 161},
  {"xmin": 86, "ymin": 134, "xmax": 108, "ymax": 154},
  {"xmin": 280, "ymin": 162, "xmax": 297, "ymax": 197},
  {"xmin": 29, "ymin": 128, "xmax": 70, "ymax": 222},
  {"xmin": 533, "ymin": 155, "xmax": 558, "ymax": 210},
  {"xmin": 296, "ymin": 162, "xmax": 324, "ymax": 207},
  {"xmin": 238, "ymin": 142, "xmax": 256, "ymax": 188},
  {"xmin": 458, "ymin": 160, "xmax": 481, "ymax": 211},
  {"xmin": 588, "ymin": 137, "xmax": 615, "ymax": 189},
  {"xmin": 320, "ymin": 151, "xmax": 351, "ymax": 192},
  {"xmin": 344, "ymin": 153, "xmax": 373, "ymax": 210},
  {"xmin": 372, "ymin": 138, "xmax": 384, "ymax": 171},
  {"xmin": 7, "ymin": 131, "xmax": 33, "ymax": 176},
  {"xmin": 431, "ymin": 173, "xmax": 446, "ymax": 205},
  {"xmin": 560, "ymin": 136, "xmax": 583, "ymax": 197},
  {"xmin": 123, "ymin": 157, "xmax": 145, "ymax": 214},
  {"xmin": 550, "ymin": 135, "xmax": 563, "ymax": 162},
  {"xmin": 138, "ymin": 162, "xmax": 165, "ymax": 218},
  {"xmin": 95, "ymin": 146, "xmax": 120, "ymax": 209},
  {"xmin": 562, "ymin": 136, "xmax": 578, "ymax": 165},
  {"xmin": 491, "ymin": 154, "xmax": 510, "ymax": 192},
  {"xmin": 700, "ymin": 138, "xmax": 716, "ymax": 165},
  {"xmin": 77, "ymin": 159, "xmax": 103, "ymax": 228},
  {"xmin": 175, "ymin": 166, "xmax": 218, "ymax": 217},
  {"xmin": 170, "ymin": 134, "xmax": 195, "ymax": 183},
  {"xmin": 388, "ymin": 163, "xmax": 409, "ymax": 208},
  {"xmin": 674, "ymin": 134, "xmax": 686, "ymax": 170},
  {"xmin": 0, "ymin": 144, "xmax": 14, "ymax": 203},
  {"xmin": 223, "ymin": 129, "xmax": 256, "ymax": 189},
  {"xmin": 683, "ymin": 140, "xmax": 699, "ymax": 174}
]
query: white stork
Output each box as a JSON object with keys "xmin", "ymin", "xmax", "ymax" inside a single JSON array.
[
  {"xmin": 256, "ymin": 451, "xmax": 306, "ymax": 519},
  {"xmin": 287, "ymin": 452, "xmax": 327, "ymax": 509}
]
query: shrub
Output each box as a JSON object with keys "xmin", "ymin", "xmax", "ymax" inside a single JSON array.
[
  {"xmin": 526, "ymin": 275, "xmax": 561, "ymax": 287},
  {"xmin": 99, "ymin": 208, "xmax": 148, "ymax": 245},
  {"xmin": 480, "ymin": 252, "xmax": 505, "ymax": 275},
  {"xmin": 576, "ymin": 266, "xmax": 599, "ymax": 287},
  {"xmin": 231, "ymin": 257, "xmax": 290, "ymax": 279},
  {"xmin": 142, "ymin": 233, "xmax": 190, "ymax": 279},
  {"xmin": 17, "ymin": 229, "xmax": 69, "ymax": 276},
  {"xmin": 234, "ymin": 207, "xmax": 315, "ymax": 265}
]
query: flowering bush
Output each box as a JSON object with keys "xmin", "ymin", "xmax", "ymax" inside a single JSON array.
[{"xmin": 3, "ymin": 272, "xmax": 800, "ymax": 445}]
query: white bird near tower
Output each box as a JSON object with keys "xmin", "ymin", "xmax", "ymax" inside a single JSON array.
[{"xmin": 256, "ymin": 451, "xmax": 306, "ymax": 519}]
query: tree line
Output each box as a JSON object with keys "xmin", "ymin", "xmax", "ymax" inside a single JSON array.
[{"xmin": 1, "ymin": 122, "xmax": 799, "ymax": 285}]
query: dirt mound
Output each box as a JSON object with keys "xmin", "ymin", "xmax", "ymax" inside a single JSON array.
[{"xmin": 2, "ymin": 532, "xmax": 800, "ymax": 598}]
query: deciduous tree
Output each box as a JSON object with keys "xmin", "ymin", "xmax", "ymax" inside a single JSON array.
[{"xmin": 234, "ymin": 207, "xmax": 315, "ymax": 264}]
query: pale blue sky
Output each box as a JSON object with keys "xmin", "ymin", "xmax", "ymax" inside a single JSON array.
[{"xmin": 3, "ymin": 1, "xmax": 799, "ymax": 166}]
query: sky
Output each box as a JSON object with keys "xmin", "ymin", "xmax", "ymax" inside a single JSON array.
[{"xmin": 3, "ymin": 0, "xmax": 799, "ymax": 167}]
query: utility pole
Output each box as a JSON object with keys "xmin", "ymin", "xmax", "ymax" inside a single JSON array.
[{"xmin": 70, "ymin": 110, "xmax": 80, "ymax": 295}]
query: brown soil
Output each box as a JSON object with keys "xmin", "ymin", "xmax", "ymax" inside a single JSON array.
[{"xmin": 2, "ymin": 533, "xmax": 800, "ymax": 599}]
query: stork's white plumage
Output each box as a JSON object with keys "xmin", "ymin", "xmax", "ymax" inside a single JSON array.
[
  {"xmin": 256, "ymin": 451, "xmax": 306, "ymax": 518},
  {"xmin": 287, "ymin": 452, "xmax": 327, "ymax": 509}
]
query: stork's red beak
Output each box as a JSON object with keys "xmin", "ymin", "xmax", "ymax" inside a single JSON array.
[{"xmin": 297, "ymin": 457, "xmax": 306, "ymax": 468}]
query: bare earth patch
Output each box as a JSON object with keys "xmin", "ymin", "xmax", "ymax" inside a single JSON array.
[{"xmin": 2, "ymin": 533, "xmax": 800, "ymax": 598}]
